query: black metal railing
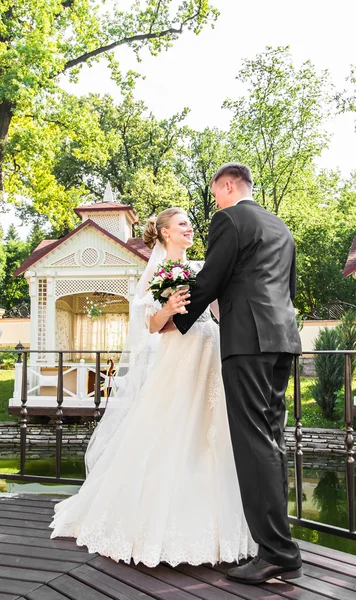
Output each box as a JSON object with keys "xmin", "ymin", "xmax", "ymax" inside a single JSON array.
[
  {"xmin": 0, "ymin": 349, "xmax": 123, "ymax": 485},
  {"xmin": 289, "ymin": 350, "xmax": 355, "ymax": 541},
  {"xmin": 0, "ymin": 348, "xmax": 355, "ymax": 541}
]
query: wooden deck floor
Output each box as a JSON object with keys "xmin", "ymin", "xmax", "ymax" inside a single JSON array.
[{"xmin": 0, "ymin": 495, "xmax": 355, "ymax": 600}]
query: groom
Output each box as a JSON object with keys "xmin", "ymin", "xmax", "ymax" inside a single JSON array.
[{"xmin": 173, "ymin": 163, "xmax": 302, "ymax": 584}]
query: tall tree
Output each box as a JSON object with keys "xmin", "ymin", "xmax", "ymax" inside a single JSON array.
[
  {"xmin": 0, "ymin": 0, "xmax": 218, "ymax": 196},
  {"xmin": 175, "ymin": 127, "xmax": 231, "ymax": 255},
  {"xmin": 225, "ymin": 46, "xmax": 332, "ymax": 214},
  {"xmin": 6, "ymin": 75, "xmax": 191, "ymax": 229},
  {"xmin": 285, "ymin": 170, "xmax": 356, "ymax": 316},
  {"xmin": 0, "ymin": 224, "xmax": 29, "ymax": 311},
  {"xmin": 0, "ymin": 224, "xmax": 6, "ymax": 284}
]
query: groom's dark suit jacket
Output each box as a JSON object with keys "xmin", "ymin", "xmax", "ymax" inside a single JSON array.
[{"xmin": 174, "ymin": 200, "xmax": 302, "ymax": 358}]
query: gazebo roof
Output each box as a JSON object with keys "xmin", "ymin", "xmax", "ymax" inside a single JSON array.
[
  {"xmin": 343, "ymin": 237, "xmax": 356, "ymax": 278},
  {"xmin": 74, "ymin": 201, "xmax": 139, "ymax": 223},
  {"xmin": 14, "ymin": 219, "xmax": 149, "ymax": 277}
]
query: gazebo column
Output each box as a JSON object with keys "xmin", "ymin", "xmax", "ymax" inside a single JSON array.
[
  {"xmin": 128, "ymin": 274, "xmax": 137, "ymax": 313},
  {"xmin": 28, "ymin": 275, "xmax": 38, "ymax": 362},
  {"xmin": 46, "ymin": 277, "xmax": 56, "ymax": 364}
]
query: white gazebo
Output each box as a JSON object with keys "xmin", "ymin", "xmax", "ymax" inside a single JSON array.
[{"xmin": 9, "ymin": 185, "xmax": 150, "ymax": 415}]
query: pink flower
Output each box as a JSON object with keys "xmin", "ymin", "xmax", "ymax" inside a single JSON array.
[
  {"xmin": 183, "ymin": 270, "xmax": 190, "ymax": 279},
  {"xmin": 166, "ymin": 272, "xmax": 173, "ymax": 279}
]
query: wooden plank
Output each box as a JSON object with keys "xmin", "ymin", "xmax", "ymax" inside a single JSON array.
[
  {"xmin": 0, "ymin": 553, "xmax": 80, "ymax": 573},
  {"xmin": 71, "ymin": 564, "xmax": 156, "ymax": 600},
  {"xmin": 213, "ymin": 562, "xmax": 339, "ymax": 600},
  {"xmin": 259, "ymin": 580, "xmax": 330, "ymax": 600},
  {"xmin": 26, "ymin": 585, "xmax": 75, "ymax": 600},
  {"xmin": 0, "ymin": 578, "xmax": 42, "ymax": 596},
  {"xmin": 297, "ymin": 539, "xmax": 356, "ymax": 567},
  {"xmin": 302, "ymin": 562, "xmax": 356, "ymax": 592},
  {"xmin": 0, "ymin": 565, "xmax": 59, "ymax": 584},
  {"xmin": 12, "ymin": 495, "xmax": 65, "ymax": 503},
  {"xmin": 0, "ymin": 525, "xmax": 53, "ymax": 538},
  {"xmin": 49, "ymin": 574, "xmax": 117, "ymax": 600},
  {"xmin": 0, "ymin": 504, "xmax": 54, "ymax": 516},
  {"xmin": 176, "ymin": 564, "xmax": 288, "ymax": 599},
  {"xmin": 213, "ymin": 562, "xmax": 356, "ymax": 600},
  {"xmin": 301, "ymin": 550, "xmax": 356, "ymax": 578},
  {"xmin": 136, "ymin": 563, "xmax": 245, "ymax": 600},
  {"xmin": 0, "ymin": 509, "xmax": 52, "ymax": 523},
  {"xmin": 0, "ymin": 518, "xmax": 50, "ymax": 531},
  {"xmin": 0, "ymin": 496, "xmax": 57, "ymax": 510},
  {"xmin": 89, "ymin": 557, "xmax": 197, "ymax": 600},
  {"xmin": 0, "ymin": 533, "xmax": 90, "ymax": 554},
  {"xmin": 0, "ymin": 542, "xmax": 88, "ymax": 563},
  {"xmin": 286, "ymin": 575, "xmax": 356, "ymax": 600}
]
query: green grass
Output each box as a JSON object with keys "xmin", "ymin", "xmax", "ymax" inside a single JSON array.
[
  {"xmin": 0, "ymin": 369, "xmax": 16, "ymax": 422},
  {"xmin": 285, "ymin": 377, "xmax": 343, "ymax": 429}
]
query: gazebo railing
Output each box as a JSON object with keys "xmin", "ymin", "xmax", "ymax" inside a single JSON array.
[{"xmin": 0, "ymin": 348, "xmax": 355, "ymax": 541}]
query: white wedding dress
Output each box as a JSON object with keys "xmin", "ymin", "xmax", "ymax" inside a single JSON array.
[{"xmin": 50, "ymin": 262, "xmax": 257, "ymax": 567}]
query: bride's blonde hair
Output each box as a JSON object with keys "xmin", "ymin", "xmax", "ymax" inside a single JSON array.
[{"xmin": 143, "ymin": 207, "xmax": 187, "ymax": 249}]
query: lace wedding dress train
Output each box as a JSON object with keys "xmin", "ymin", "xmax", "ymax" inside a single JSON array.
[{"xmin": 50, "ymin": 309, "xmax": 257, "ymax": 567}]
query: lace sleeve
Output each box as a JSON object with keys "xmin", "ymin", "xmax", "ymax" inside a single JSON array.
[
  {"xmin": 189, "ymin": 260, "xmax": 204, "ymax": 274},
  {"xmin": 134, "ymin": 291, "xmax": 162, "ymax": 328},
  {"xmin": 144, "ymin": 291, "xmax": 162, "ymax": 318}
]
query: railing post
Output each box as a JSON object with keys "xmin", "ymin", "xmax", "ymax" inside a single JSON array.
[
  {"xmin": 56, "ymin": 352, "xmax": 64, "ymax": 480},
  {"xmin": 344, "ymin": 353, "xmax": 355, "ymax": 532},
  {"xmin": 19, "ymin": 351, "xmax": 28, "ymax": 476},
  {"xmin": 294, "ymin": 355, "xmax": 303, "ymax": 519},
  {"xmin": 94, "ymin": 351, "xmax": 102, "ymax": 423}
]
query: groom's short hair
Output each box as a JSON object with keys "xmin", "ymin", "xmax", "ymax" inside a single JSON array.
[{"xmin": 210, "ymin": 163, "xmax": 253, "ymax": 187}]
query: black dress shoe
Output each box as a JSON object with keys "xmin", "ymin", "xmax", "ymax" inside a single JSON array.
[{"xmin": 226, "ymin": 557, "xmax": 303, "ymax": 585}]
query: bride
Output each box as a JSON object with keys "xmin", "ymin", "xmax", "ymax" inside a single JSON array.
[{"xmin": 50, "ymin": 207, "xmax": 257, "ymax": 567}]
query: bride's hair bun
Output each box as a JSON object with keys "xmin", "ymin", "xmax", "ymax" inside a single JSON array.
[{"xmin": 143, "ymin": 216, "xmax": 158, "ymax": 249}]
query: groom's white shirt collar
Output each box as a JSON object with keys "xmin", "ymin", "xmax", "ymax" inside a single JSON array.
[{"xmin": 234, "ymin": 197, "xmax": 254, "ymax": 205}]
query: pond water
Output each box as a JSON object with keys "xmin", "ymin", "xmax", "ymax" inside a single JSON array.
[{"xmin": 0, "ymin": 451, "xmax": 355, "ymax": 555}]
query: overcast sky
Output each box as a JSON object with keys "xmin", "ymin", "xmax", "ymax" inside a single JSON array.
[{"xmin": 3, "ymin": 0, "xmax": 356, "ymax": 238}]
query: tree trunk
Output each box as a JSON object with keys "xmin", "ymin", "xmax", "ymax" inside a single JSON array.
[{"xmin": 0, "ymin": 100, "xmax": 14, "ymax": 193}]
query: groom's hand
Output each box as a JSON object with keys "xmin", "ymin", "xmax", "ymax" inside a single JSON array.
[{"xmin": 159, "ymin": 318, "xmax": 177, "ymax": 334}]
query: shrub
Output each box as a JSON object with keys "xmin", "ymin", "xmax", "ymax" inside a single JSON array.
[
  {"xmin": 336, "ymin": 309, "xmax": 356, "ymax": 378},
  {"xmin": 312, "ymin": 328, "xmax": 344, "ymax": 420},
  {"xmin": 0, "ymin": 348, "xmax": 18, "ymax": 370}
]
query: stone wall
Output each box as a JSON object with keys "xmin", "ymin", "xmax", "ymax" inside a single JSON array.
[
  {"xmin": 0, "ymin": 422, "xmax": 348, "ymax": 454},
  {"xmin": 0, "ymin": 422, "xmax": 92, "ymax": 449},
  {"xmin": 284, "ymin": 427, "xmax": 346, "ymax": 454}
]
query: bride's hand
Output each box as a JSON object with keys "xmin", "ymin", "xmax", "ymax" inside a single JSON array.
[{"xmin": 166, "ymin": 290, "xmax": 190, "ymax": 315}]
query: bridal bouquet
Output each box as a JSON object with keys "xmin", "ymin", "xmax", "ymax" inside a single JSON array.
[{"xmin": 147, "ymin": 260, "xmax": 196, "ymax": 305}]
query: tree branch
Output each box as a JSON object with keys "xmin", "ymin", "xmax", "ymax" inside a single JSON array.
[{"xmin": 62, "ymin": 17, "xmax": 196, "ymax": 73}]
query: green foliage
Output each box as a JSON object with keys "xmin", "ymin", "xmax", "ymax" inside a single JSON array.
[
  {"xmin": 0, "ymin": 369, "xmax": 15, "ymax": 421},
  {"xmin": 0, "ymin": 224, "xmax": 6, "ymax": 283},
  {"xmin": 0, "ymin": 347, "xmax": 17, "ymax": 369},
  {"xmin": 312, "ymin": 328, "xmax": 344, "ymax": 420},
  {"xmin": 285, "ymin": 377, "xmax": 342, "ymax": 429},
  {"xmin": 0, "ymin": 224, "xmax": 29, "ymax": 311},
  {"xmin": 175, "ymin": 127, "xmax": 231, "ymax": 253},
  {"xmin": 0, "ymin": 0, "xmax": 218, "ymax": 203},
  {"xmin": 225, "ymin": 46, "xmax": 332, "ymax": 215},
  {"xmin": 336, "ymin": 309, "xmax": 356, "ymax": 377}
]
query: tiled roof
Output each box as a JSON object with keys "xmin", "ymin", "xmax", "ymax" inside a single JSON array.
[
  {"xmin": 343, "ymin": 237, "xmax": 356, "ymax": 278},
  {"xmin": 126, "ymin": 238, "xmax": 152, "ymax": 260}
]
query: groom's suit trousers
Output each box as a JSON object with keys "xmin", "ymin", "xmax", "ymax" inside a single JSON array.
[{"xmin": 222, "ymin": 352, "xmax": 301, "ymax": 568}]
